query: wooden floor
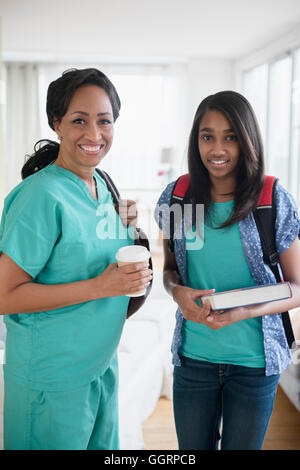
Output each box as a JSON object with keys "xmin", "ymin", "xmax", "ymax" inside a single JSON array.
[{"xmin": 142, "ymin": 385, "xmax": 300, "ymax": 450}]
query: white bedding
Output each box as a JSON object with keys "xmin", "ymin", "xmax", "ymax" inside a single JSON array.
[{"xmin": 118, "ymin": 319, "xmax": 163, "ymax": 449}]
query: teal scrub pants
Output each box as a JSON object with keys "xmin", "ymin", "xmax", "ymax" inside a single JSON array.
[{"xmin": 4, "ymin": 359, "xmax": 120, "ymax": 450}]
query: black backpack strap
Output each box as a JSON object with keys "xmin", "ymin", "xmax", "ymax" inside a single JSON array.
[
  {"xmin": 169, "ymin": 173, "xmax": 190, "ymax": 252},
  {"xmin": 95, "ymin": 168, "xmax": 153, "ymax": 318},
  {"xmin": 95, "ymin": 168, "xmax": 120, "ymax": 206},
  {"xmin": 253, "ymin": 175, "xmax": 295, "ymax": 348}
]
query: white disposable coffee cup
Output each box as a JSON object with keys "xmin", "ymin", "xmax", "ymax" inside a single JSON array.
[{"xmin": 116, "ymin": 245, "xmax": 150, "ymax": 297}]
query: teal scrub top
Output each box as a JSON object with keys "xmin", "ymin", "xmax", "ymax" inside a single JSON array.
[
  {"xmin": 180, "ymin": 200, "xmax": 266, "ymax": 368},
  {"xmin": 0, "ymin": 164, "xmax": 134, "ymax": 391}
]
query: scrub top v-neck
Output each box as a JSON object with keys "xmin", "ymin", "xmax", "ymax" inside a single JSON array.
[{"xmin": 0, "ymin": 163, "xmax": 134, "ymax": 391}]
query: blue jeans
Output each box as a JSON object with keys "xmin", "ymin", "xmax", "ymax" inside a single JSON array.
[{"xmin": 173, "ymin": 355, "xmax": 280, "ymax": 450}]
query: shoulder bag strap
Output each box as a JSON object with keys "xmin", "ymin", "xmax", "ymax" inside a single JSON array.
[{"xmin": 95, "ymin": 168, "xmax": 120, "ymax": 206}]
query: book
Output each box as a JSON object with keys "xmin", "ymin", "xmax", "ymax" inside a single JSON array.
[{"xmin": 200, "ymin": 282, "xmax": 292, "ymax": 311}]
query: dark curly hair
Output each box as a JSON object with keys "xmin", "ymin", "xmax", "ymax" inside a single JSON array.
[{"xmin": 22, "ymin": 68, "xmax": 121, "ymax": 179}]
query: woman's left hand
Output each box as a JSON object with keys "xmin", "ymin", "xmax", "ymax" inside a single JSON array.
[
  {"xmin": 118, "ymin": 199, "xmax": 138, "ymax": 227},
  {"xmin": 205, "ymin": 306, "xmax": 253, "ymax": 329}
]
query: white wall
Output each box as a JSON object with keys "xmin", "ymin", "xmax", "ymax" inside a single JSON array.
[{"xmin": 186, "ymin": 58, "xmax": 234, "ymax": 126}]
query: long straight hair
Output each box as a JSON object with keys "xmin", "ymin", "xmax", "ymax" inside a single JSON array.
[
  {"xmin": 21, "ymin": 68, "xmax": 121, "ymax": 179},
  {"xmin": 187, "ymin": 90, "xmax": 265, "ymax": 228}
]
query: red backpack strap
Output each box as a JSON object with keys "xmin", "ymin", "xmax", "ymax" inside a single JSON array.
[
  {"xmin": 171, "ymin": 173, "xmax": 190, "ymax": 201},
  {"xmin": 169, "ymin": 174, "xmax": 190, "ymax": 252},
  {"xmin": 257, "ymin": 175, "xmax": 277, "ymax": 207},
  {"xmin": 254, "ymin": 175, "xmax": 279, "ymax": 267}
]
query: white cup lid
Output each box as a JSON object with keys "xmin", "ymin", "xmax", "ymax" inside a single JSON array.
[{"xmin": 116, "ymin": 245, "xmax": 150, "ymax": 262}]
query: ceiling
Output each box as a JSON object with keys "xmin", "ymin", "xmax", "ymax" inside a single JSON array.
[{"xmin": 2, "ymin": 0, "xmax": 300, "ymax": 61}]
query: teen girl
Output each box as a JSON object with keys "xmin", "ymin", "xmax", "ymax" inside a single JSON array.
[{"xmin": 155, "ymin": 90, "xmax": 300, "ymax": 450}]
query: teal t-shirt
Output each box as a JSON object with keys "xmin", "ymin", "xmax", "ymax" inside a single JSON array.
[
  {"xmin": 0, "ymin": 164, "xmax": 134, "ymax": 390},
  {"xmin": 180, "ymin": 200, "xmax": 266, "ymax": 368}
]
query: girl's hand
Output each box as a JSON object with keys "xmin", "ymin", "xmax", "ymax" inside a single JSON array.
[
  {"xmin": 95, "ymin": 261, "xmax": 152, "ymax": 298},
  {"xmin": 172, "ymin": 285, "xmax": 216, "ymax": 326},
  {"xmin": 118, "ymin": 199, "xmax": 138, "ymax": 227},
  {"xmin": 204, "ymin": 306, "xmax": 253, "ymax": 329}
]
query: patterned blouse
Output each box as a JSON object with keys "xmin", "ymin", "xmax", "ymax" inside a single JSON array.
[{"xmin": 154, "ymin": 179, "xmax": 300, "ymax": 376}]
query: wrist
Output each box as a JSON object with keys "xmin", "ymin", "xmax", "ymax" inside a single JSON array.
[
  {"xmin": 245, "ymin": 304, "xmax": 259, "ymax": 319},
  {"xmin": 171, "ymin": 284, "xmax": 183, "ymax": 302},
  {"xmin": 90, "ymin": 275, "xmax": 105, "ymax": 300},
  {"xmin": 234, "ymin": 305, "xmax": 256, "ymax": 321}
]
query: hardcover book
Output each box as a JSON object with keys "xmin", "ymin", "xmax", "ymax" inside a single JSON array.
[{"xmin": 200, "ymin": 282, "xmax": 292, "ymax": 311}]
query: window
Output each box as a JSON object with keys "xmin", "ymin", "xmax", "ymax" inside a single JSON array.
[
  {"xmin": 242, "ymin": 50, "xmax": 300, "ymax": 205},
  {"xmin": 291, "ymin": 48, "xmax": 300, "ymax": 203},
  {"xmin": 267, "ymin": 55, "xmax": 292, "ymax": 189},
  {"xmin": 101, "ymin": 73, "xmax": 167, "ymax": 190},
  {"xmin": 242, "ymin": 63, "xmax": 268, "ymax": 144}
]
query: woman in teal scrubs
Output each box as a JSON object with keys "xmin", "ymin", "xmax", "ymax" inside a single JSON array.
[
  {"xmin": 155, "ymin": 91, "xmax": 300, "ymax": 449},
  {"xmin": 0, "ymin": 68, "xmax": 152, "ymax": 450}
]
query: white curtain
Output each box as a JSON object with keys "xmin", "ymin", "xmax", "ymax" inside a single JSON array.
[
  {"xmin": 110, "ymin": 65, "xmax": 189, "ymax": 190},
  {"xmin": 3, "ymin": 63, "xmax": 41, "ymax": 195}
]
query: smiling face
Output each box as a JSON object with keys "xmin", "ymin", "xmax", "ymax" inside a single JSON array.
[
  {"xmin": 53, "ymin": 85, "xmax": 114, "ymax": 172},
  {"xmin": 198, "ymin": 109, "xmax": 240, "ymax": 184}
]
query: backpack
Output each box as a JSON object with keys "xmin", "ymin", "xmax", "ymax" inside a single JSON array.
[
  {"xmin": 169, "ymin": 173, "xmax": 295, "ymax": 348},
  {"xmin": 96, "ymin": 168, "xmax": 153, "ymax": 318}
]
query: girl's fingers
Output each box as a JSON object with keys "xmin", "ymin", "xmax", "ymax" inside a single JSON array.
[{"xmin": 202, "ymin": 299, "xmax": 212, "ymax": 313}]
